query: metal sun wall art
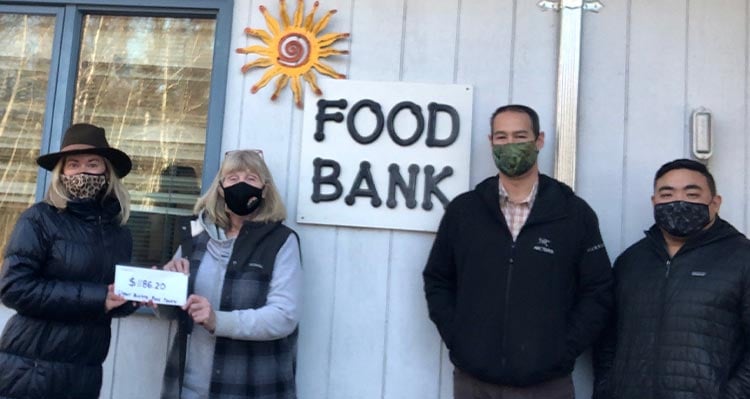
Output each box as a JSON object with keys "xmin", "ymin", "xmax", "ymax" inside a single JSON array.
[{"xmin": 237, "ymin": 0, "xmax": 350, "ymax": 108}]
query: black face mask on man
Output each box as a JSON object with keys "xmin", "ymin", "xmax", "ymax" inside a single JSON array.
[
  {"xmin": 222, "ymin": 182, "xmax": 263, "ymax": 216},
  {"xmin": 653, "ymin": 200, "xmax": 711, "ymax": 238}
]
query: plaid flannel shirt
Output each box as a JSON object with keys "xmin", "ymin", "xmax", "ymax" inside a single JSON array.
[{"xmin": 498, "ymin": 180, "xmax": 538, "ymax": 241}]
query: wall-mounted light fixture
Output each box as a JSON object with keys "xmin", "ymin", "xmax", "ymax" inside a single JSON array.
[{"xmin": 691, "ymin": 107, "xmax": 712, "ymax": 160}]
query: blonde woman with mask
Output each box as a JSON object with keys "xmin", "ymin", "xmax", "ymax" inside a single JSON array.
[{"xmin": 159, "ymin": 149, "xmax": 302, "ymax": 399}]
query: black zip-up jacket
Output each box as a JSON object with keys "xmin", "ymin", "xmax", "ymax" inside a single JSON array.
[
  {"xmin": 423, "ymin": 174, "xmax": 613, "ymax": 386},
  {"xmin": 593, "ymin": 218, "xmax": 750, "ymax": 399},
  {"xmin": 0, "ymin": 199, "xmax": 133, "ymax": 399}
]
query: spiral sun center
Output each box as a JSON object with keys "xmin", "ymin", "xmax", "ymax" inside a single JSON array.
[{"xmin": 278, "ymin": 33, "xmax": 312, "ymax": 68}]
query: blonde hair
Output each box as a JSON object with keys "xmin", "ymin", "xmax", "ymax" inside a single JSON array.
[
  {"xmin": 45, "ymin": 157, "xmax": 131, "ymax": 224},
  {"xmin": 195, "ymin": 150, "xmax": 286, "ymax": 230}
]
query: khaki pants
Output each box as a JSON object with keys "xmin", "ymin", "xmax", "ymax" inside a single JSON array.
[{"xmin": 453, "ymin": 368, "xmax": 575, "ymax": 399}]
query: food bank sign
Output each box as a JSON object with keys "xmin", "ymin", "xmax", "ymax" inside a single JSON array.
[{"xmin": 297, "ymin": 79, "xmax": 473, "ymax": 232}]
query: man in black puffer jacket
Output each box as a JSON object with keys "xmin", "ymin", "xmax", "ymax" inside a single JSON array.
[{"xmin": 593, "ymin": 159, "xmax": 750, "ymax": 399}]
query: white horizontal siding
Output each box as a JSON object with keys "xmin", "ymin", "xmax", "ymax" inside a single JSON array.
[{"xmin": 1, "ymin": 1, "xmax": 749, "ymax": 399}]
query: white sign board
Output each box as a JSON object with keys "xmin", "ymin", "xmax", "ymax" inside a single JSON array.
[
  {"xmin": 114, "ymin": 265, "xmax": 188, "ymax": 306},
  {"xmin": 297, "ymin": 79, "xmax": 473, "ymax": 232}
]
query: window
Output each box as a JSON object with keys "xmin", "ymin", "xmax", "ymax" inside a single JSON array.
[
  {"xmin": 0, "ymin": 10, "xmax": 58, "ymax": 258},
  {"xmin": 0, "ymin": 1, "xmax": 231, "ymax": 265}
]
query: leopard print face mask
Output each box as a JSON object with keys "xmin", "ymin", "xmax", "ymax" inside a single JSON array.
[{"xmin": 60, "ymin": 173, "xmax": 108, "ymax": 200}]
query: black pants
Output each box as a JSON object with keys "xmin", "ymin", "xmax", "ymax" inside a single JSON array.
[{"xmin": 453, "ymin": 368, "xmax": 575, "ymax": 399}]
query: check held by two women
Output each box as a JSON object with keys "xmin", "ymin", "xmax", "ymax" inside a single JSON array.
[{"xmin": 114, "ymin": 265, "xmax": 189, "ymax": 306}]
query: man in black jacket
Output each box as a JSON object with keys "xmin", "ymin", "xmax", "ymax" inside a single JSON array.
[
  {"xmin": 593, "ymin": 159, "xmax": 750, "ymax": 399},
  {"xmin": 423, "ymin": 104, "xmax": 613, "ymax": 398}
]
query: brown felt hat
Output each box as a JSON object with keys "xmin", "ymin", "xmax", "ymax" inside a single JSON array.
[{"xmin": 36, "ymin": 123, "xmax": 132, "ymax": 178}]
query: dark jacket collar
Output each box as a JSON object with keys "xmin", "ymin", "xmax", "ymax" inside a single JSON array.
[
  {"xmin": 476, "ymin": 173, "xmax": 573, "ymax": 226},
  {"xmin": 65, "ymin": 196, "xmax": 123, "ymax": 224},
  {"xmin": 645, "ymin": 217, "xmax": 743, "ymax": 258}
]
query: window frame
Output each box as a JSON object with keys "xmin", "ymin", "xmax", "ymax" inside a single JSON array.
[
  {"xmin": 3, "ymin": 0, "xmax": 233, "ymax": 199},
  {"xmin": 0, "ymin": 4, "xmax": 66, "ymax": 200}
]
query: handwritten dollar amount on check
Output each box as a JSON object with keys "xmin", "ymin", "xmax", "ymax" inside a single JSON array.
[{"xmin": 129, "ymin": 277, "xmax": 167, "ymax": 290}]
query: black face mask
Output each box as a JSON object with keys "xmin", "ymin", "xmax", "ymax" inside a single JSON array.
[
  {"xmin": 654, "ymin": 200, "xmax": 711, "ymax": 238},
  {"xmin": 222, "ymin": 182, "xmax": 263, "ymax": 216}
]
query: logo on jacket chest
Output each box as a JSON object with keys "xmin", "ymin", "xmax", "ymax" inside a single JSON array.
[
  {"xmin": 532, "ymin": 237, "xmax": 555, "ymax": 255},
  {"xmin": 230, "ymin": 259, "xmax": 265, "ymax": 270}
]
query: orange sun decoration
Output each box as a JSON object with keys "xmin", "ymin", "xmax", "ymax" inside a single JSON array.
[{"xmin": 236, "ymin": 0, "xmax": 350, "ymax": 108}]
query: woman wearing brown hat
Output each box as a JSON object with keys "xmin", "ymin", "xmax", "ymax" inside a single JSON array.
[{"xmin": 0, "ymin": 123, "xmax": 137, "ymax": 399}]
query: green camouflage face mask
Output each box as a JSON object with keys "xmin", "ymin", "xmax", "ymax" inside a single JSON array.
[{"xmin": 492, "ymin": 141, "xmax": 539, "ymax": 177}]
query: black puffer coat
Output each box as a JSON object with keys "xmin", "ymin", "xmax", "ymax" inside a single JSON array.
[
  {"xmin": 0, "ymin": 198, "xmax": 133, "ymax": 399},
  {"xmin": 593, "ymin": 218, "xmax": 750, "ymax": 399}
]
